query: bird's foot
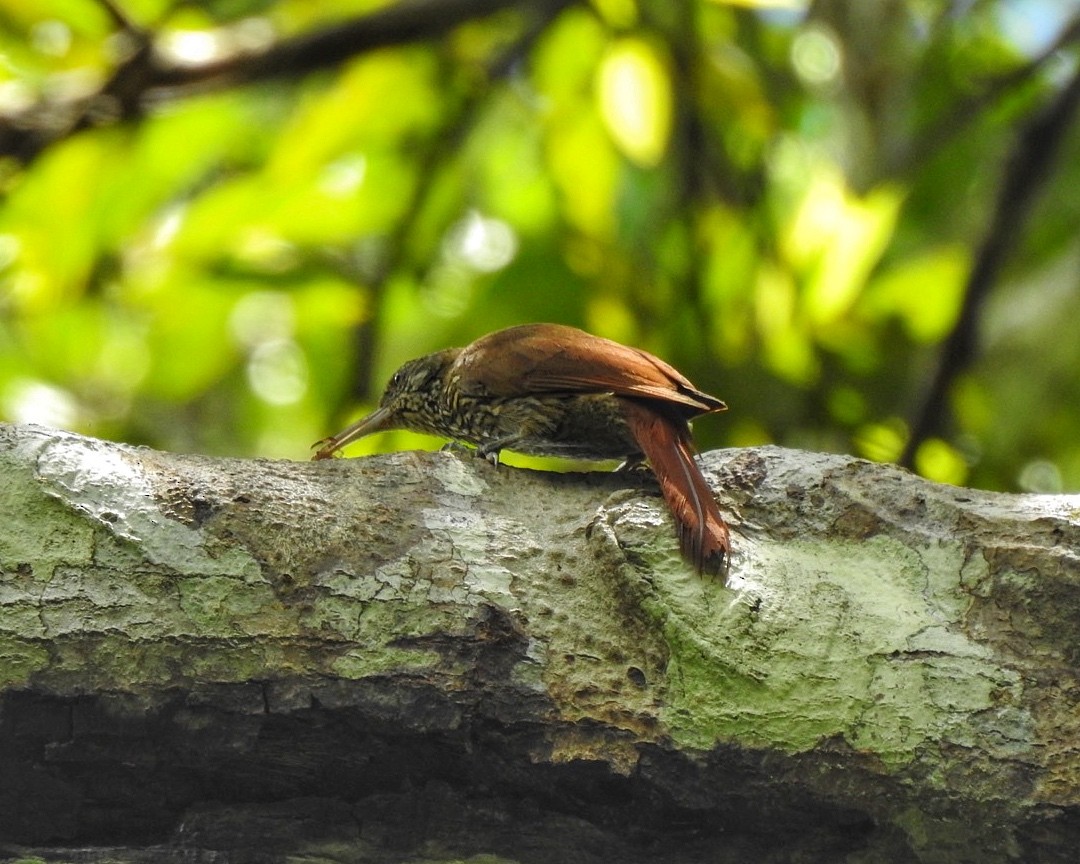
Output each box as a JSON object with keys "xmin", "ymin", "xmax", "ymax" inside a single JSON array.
[
  {"xmin": 442, "ymin": 440, "xmax": 501, "ymax": 467},
  {"xmin": 476, "ymin": 444, "xmax": 502, "ymax": 467},
  {"xmin": 615, "ymin": 456, "xmax": 650, "ymax": 474},
  {"xmin": 311, "ymin": 437, "xmax": 341, "ymax": 460}
]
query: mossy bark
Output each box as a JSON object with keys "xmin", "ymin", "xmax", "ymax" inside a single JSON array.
[{"xmin": 1, "ymin": 422, "xmax": 1078, "ymax": 863}]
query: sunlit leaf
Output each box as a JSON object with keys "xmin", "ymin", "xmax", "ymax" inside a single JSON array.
[
  {"xmin": 267, "ymin": 49, "xmax": 442, "ymax": 180},
  {"xmin": 854, "ymin": 419, "xmax": 907, "ymax": 463},
  {"xmin": 532, "ymin": 7, "xmax": 607, "ymax": 103},
  {"xmin": 468, "ymin": 94, "xmax": 558, "ymax": 235},
  {"xmin": 597, "ymin": 38, "xmax": 673, "ymax": 167},
  {"xmin": 589, "ymin": 0, "xmax": 637, "ymax": 28},
  {"xmin": 706, "ymin": 0, "xmax": 807, "ymax": 7},
  {"xmin": 140, "ymin": 278, "xmax": 239, "ymax": 401},
  {"xmin": 547, "ymin": 112, "xmax": 619, "ymax": 238},
  {"xmin": 0, "ymin": 134, "xmax": 113, "ymax": 308},
  {"xmin": 864, "ymin": 246, "xmax": 968, "ymax": 342},
  {"xmin": 755, "ymin": 262, "xmax": 819, "ymax": 385},
  {"xmin": 915, "ymin": 438, "xmax": 969, "ymax": 486},
  {"xmin": 782, "ymin": 165, "xmax": 903, "ymax": 325}
]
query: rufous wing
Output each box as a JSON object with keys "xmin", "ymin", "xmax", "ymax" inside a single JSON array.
[{"xmin": 452, "ymin": 323, "xmax": 725, "ymax": 418}]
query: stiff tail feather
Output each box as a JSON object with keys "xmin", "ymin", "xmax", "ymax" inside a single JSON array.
[{"xmin": 621, "ymin": 400, "xmax": 730, "ymax": 574}]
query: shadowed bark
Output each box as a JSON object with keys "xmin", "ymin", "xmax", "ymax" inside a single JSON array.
[{"xmin": 1, "ymin": 423, "xmax": 1078, "ymax": 863}]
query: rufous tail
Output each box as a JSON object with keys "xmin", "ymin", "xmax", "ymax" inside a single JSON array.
[{"xmin": 620, "ymin": 400, "xmax": 730, "ymax": 574}]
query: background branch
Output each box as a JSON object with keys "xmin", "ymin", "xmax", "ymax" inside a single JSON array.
[
  {"xmin": 899, "ymin": 11, "xmax": 1080, "ymax": 176},
  {"xmin": 900, "ymin": 62, "xmax": 1080, "ymax": 469},
  {"xmin": 0, "ymin": 0, "xmax": 576, "ymax": 165}
]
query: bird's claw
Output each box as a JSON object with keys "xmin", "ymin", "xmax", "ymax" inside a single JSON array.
[
  {"xmin": 441, "ymin": 440, "xmax": 501, "ymax": 467},
  {"xmin": 478, "ymin": 446, "xmax": 501, "ymax": 467},
  {"xmin": 615, "ymin": 456, "xmax": 650, "ymax": 474},
  {"xmin": 311, "ymin": 437, "xmax": 340, "ymax": 460}
]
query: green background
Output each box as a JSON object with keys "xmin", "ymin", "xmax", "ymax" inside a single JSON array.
[{"xmin": 1, "ymin": 0, "xmax": 1078, "ymax": 492}]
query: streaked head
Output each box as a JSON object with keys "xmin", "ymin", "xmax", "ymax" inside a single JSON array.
[{"xmin": 312, "ymin": 349, "xmax": 457, "ymax": 459}]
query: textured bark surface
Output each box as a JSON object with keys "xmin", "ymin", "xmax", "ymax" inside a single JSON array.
[{"xmin": 0, "ymin": 422, "xmax": 1078, "ymax": 863}]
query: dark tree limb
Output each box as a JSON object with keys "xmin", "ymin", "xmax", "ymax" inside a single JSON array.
[
  {"xmin": 0, "ymin": 0, "xmax": 576, "ymax": 165},
  {"xmin": 900, "ymin": 11, "xmax": 1080, "ymax": 176},
  {"xmin": 900, "ymin": 62, "xmax": 1080, "ymax": 470}
]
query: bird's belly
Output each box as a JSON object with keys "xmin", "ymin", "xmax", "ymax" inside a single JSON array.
[{"xmin": 471, "ymin": 393, "xmax": 641, "ymax": 461}]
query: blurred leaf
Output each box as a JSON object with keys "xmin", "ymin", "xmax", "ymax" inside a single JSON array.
[
  {"xmin": 854, "ymin": 419, "xmax": 906, "ymax": 463},
  {"xmin": 139, "ymin": 276, "xmax": 238, "ymax": 401},
  {"xmin": 915, "ymin": 438, "xmax": 969, "ymax": 486},
  {"xmin": 0, "ymin": 133, "xmax": 113, "ymax": 307},
  {"xmin": 781, "ymin": 166, "xmax": 902, "ymax": 323},
  {"xmin": 469, "ymin": 93, "xmax": 558, "ymax": 235},
  {"xmin": 547, "ymin": 110, "xmax": 619, "ymax": 238},
  {"xmin": 754, "ymin": 262, "xmax": 818, "ymax": 386},
  {"xmin": 597, "ymin": 37, "xmax": 673, "ymax": 167},
  {"xmin": 708, "ymin": 0, "xmax": 806, "ymax": 7},
  {"xmin": 864, "ymin": 245, "xmax": 968, "ymax": 342}
]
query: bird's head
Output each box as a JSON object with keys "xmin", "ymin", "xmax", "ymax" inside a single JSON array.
[{"xmin": 312, "ymin": 348, "xmax": 458, "ymax": 459}]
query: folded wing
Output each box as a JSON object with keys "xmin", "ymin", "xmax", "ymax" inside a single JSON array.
[{"xmin": 453, "ymin": 323, "xmax": 725, "ymax": 418}]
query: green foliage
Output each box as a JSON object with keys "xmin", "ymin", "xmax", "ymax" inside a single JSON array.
[{"xmin": 0, "ymin": 0, "xmax": 1078, "ymax": 491}]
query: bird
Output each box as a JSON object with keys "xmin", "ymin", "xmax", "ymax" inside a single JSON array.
[{"xmin": 313, "ymin": 323, "xmax": 730, "ymax": 573}]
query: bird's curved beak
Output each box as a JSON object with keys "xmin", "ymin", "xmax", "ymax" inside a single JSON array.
[{"xmin": 312, "ymin": 405, "xmax": 395, "ymax": 460}]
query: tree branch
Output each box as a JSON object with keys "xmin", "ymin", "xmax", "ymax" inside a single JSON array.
[
  {"xmin": 0, "ymin": 0, "xmax": 576, "ymax": 165},
  {"xmin": 3, "ymin": 423, "xmax": 1080, "ymax": 862},
  {"xmin": 900, "ymin": 61, "xmax": 1080, "ymax": 470},
  {"xmin": 898, "ymin": 11, "xmax": 1080, "ymax": 177}
]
